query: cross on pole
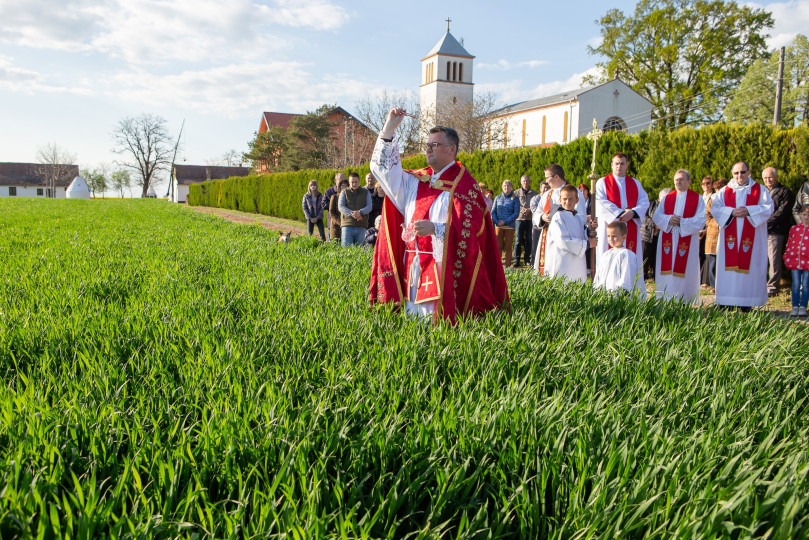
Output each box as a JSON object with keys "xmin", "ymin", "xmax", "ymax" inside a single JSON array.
[
  {"xmin": 586, "ymin": 118, "xmax": 603, "ymax": 181},
  {"xmin": 446, "ymin": 17, "xmax": 451, "ymax": 32}
]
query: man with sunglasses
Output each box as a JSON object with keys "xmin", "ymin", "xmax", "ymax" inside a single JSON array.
[
  {"xmin": 710, "ymin": 162, "xmax": 774, "ymax": 310},
  {"xmin": 369, "ymin": 107, "xmax": 509, "ymax": 323}
]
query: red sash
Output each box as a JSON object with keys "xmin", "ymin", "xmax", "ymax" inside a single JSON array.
[
  {"xmin": 723, "ymin": 183, "xmax": 761, "ymax": 273},
  {"xmin": 404, "ymin": 181, "xmax": 442, "ymax": 303},
  {"xmin": 659, "ymin": 189, "xmax": 699, "ymax": 277},
  {"xmin": 536, "ymin": 193, "xmax": 553, "ymax": 274},
  {"xmin": 604, "ymin": 174, "xmax": 639, "ymax": 252}
]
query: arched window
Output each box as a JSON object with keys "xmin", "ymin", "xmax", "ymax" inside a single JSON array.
[
  {"xmin": 504, "ymin": 123, "xmax": 508, "ymax": 148},
  {"xmin": 453, "ymin": 62, "xmax": 457, "ymax": 81},
  {"xmin": 522, "ymin": 119, "xmax": 526, "ymax": 146},
  {"xmin": 459, "ymin": 63, "xmax": 463, "ymax": 82},
  {"xmin": 603, "ymin": 116, "xmax": 627, "ymax": 132},
  {"xmin": 541, "ymin": 116, "xmax": 546, "ymax": 144},
  {"xmin": 563, "ymin": 112, "xmax": 569, "ymax": 142},
  {"xmin": 447, "ymin": 61, "xmax": 451, "ymax": 80}
]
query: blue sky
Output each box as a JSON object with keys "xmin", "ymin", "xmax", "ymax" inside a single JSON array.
[{"xmin": 1, "ymin": 0, "xmax": 806, "ymax": 192}]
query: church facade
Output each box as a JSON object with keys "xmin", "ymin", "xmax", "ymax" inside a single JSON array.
[{"xmin": 419, "ymin": 28, "xmax": 654, "ymax": 150}]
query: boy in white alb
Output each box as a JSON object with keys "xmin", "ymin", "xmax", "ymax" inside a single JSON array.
[
  {"xmin": 594, "ymin": 221, "xmax": 647, "ymax": 298},
  {"xmin": 544, "ymin": 184, "xmax": 596, "ymax": 283}
]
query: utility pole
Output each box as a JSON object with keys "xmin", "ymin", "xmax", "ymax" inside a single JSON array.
[
  {"xmin": 774, "ymin": 46, "xmax": 785, "ymax": 126},
  {"xmin": 165, "ymin": 119, "xmax": 185, "ymax": 201}
]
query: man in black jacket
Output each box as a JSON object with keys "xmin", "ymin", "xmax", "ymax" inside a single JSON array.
[{"xmin": 764, "ymin": 167, "xmax": 793, "ymax": 296}]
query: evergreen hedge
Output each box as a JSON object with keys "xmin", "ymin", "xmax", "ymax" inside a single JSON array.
[{"xmin": 188, "ymin": 123, "xmax": 809, "ymax": 221}]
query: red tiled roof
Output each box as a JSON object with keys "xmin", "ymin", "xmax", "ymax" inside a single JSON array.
[
  {"xmin": 173, "ymin": 164, "xmax": 251, "ymax": 185},
  {"xmin": 260, "ymin": 112, "xmax": 302, "ymax": 132},
  {"xmin": 0, "ymin": 162, "xmax": 78, "ymax": 187}
]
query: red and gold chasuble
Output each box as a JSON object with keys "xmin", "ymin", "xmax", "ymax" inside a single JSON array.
[
  {"xmin": 659, "ymin": 189, "xmax": 699, "ymax": 277},
  {"xmin": 537, "ymin": 187, "xmax": 563, "ymax": 275},
  {"xmin": 369, "ymin": 161, "xmax": 510, "ymax": 323},
  {"xmin": 723, "ymin": 182, "xmax": 761, "ymax": 274},
  {"xmin": 604, "ymin": 174, "xmax": 639, "ymax": 252}
]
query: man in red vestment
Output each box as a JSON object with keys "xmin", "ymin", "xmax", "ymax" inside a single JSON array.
[{"xmin": 369, "ymin": 108, "xmax": 509, "ymax": 323}]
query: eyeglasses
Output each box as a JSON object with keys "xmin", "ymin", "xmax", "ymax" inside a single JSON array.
[
  {"xmin": 424, "ymin": 142, "xmax": 450, "ymax": 151},
  {"xmin": 732, "ymin": 170, "xmax": 749, "ymax": 175}
]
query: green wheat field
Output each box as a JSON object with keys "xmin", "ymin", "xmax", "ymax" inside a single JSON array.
[{"xmin": 1, "ymin": 198, "xmax": 807, "ymax": 538}]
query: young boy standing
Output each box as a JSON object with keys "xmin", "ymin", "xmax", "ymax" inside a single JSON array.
[
  {"xmin": 593, "ymin": 221, "xmax": 647, "ymax": 298},
  {"xmin": 544, "ymin": 184, "xmax": 596, "ymax": 283},
  {"xmin": 784, "ymin": 206, "xmax": 809, "ymax": 316}
]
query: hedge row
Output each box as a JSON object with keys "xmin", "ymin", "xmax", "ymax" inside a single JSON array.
[{"xmin": 188, "ymin": 123, "xmax": 809, "ymax": 221}]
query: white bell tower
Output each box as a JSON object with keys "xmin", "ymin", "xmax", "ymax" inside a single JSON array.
[{"xmin": 420, "ymin": 19, "xmax": 474, "ymax": 124}]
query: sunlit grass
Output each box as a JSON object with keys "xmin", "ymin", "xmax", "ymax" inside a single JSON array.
[{"xmin": 1, "ymin": 198, "xmax": 807, "ymax": 538}]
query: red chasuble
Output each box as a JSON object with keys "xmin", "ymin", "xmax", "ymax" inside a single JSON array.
[
  {"xmin": 369, "ymin": 161, "xmax": 510, "ymax": 324},
  {"xmin": 723, "ymin": 183, "xmax": 761, "ymax": 274},
  {"xmin": 659, "ymin": 189, "xmax": 700, "ymax": 277},
  {"xmin": 604, "ymin": 174, "xmax": 639, "ymax": 252}
]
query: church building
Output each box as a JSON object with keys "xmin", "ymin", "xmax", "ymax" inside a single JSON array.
[{"xmin": 419, "ymin": 25, "xmax": 654, "ymax": 149}]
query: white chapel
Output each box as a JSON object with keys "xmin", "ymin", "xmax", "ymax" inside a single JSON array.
[{"xmin": 419, "ymin": 25, "xmax": 654, "ymax": 149}]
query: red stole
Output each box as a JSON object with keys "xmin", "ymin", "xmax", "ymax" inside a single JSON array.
[
  {"xmin": 604, "ymin": 174, "xmax": 639, "ymax": 252},
  {"xmin": 723, "ymin": 183, "xmax": 761, "ymax": 273},
  {"xmin": 659, "ymin": 189, "xmax": 699, "ymax": 277},
  {"xmin": 403, "ymin": 181, "xmax": 442, "ymax": 303}
]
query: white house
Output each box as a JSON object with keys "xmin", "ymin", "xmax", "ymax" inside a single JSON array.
[
  {"xmin": 170, "ymin": 164, "xmax": 251, "ymax": 203},
  {"xmin": 0, "ymin": 162, "xmax": 77, "ymax": 198},
  {"xmin": 489, "ymin": 79, "xmax": 654, "ymax": 149}
]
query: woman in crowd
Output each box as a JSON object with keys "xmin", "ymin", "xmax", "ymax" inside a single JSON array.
[
  {"xmin": 699, "ymin": 176, "xmax": 715, "ymax": 286},
  {"xmin": 491, "ymin": 179, "xmax": 520, "ymax": 266},
  {"xmin": 702, "ymin": 178, "xmax": 727, "ymax": 292},
  {"xmin": 329, "ymin": 178, "xmax": 349, "ymax": 243},
  {"xmin": 302, "ymin": 180, "xmax": 326, "ymax": 240}
]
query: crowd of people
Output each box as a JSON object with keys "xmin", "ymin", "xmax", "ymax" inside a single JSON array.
[{"xmin": 304, "ymin": 108, "xmax": 809, "ymax": 320}]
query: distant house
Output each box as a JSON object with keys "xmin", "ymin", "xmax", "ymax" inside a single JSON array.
[
  {"xmin": 489, "ymin": 79, "xmax": 654, "ymax": 149},
  {"xmin": 0, "ymin": 162, "xmax": 78, "ymax": 198},
  {"xmin": 171, "ymin": 164, "xmax": 252, "ymax": 203},
  {"xmin": 255, "ymin": 107, "xmax": 376, "ymax": 173}
]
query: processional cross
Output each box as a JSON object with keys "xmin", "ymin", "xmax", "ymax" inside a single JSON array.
[{"xmin": 586, "ymin": 118, "xmax": 603, "ymax": 278}]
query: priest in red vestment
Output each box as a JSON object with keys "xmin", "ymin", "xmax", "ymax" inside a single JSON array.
[{"xmin": 369, "ymin": 108, "xmax": 509, "ymax": 323}]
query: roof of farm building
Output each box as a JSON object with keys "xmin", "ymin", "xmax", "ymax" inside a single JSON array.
[
  {"xmin": 173, "ymin": 164, "xmax": 252, "ymax": 185},
  {"xmin": 0, "ymin": 162, "xmax": 79, "ymax": 187}
]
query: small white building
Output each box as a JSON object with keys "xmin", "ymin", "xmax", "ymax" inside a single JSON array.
[
  {"xmin": 66, "ymin": 175, "xmax": 91, "ymax": 199},
  {"xmin": 0, "ymin": 162, "xmax": 77, "ymax": 198},
  {"xmin": 489, "ymin": 79, "xmax": 654, "ymax": 149},
  {"xmin": 170, "ymin": 164, "xmax": 252, "ymax": 203}
]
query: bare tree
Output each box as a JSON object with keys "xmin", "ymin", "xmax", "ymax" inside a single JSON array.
[
  {"xmin": 112, "ymin": 114, "xmax": 172, "ymax": 197},
  {"xmin": 421, "ymin": 91, "xmax": 507, "ymax": 152},
  {"xmin": 205, "ymin": 149, "xmax": 243, "ymax": 166},
  {"xmin": 36, "ymin": 143, "xmax": 77, "ymax": 197},
  {"xmin": 355, "ymin": 89, "xmax": 422, "ymax": 156}
]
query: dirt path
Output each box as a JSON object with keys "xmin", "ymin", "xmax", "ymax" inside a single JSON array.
[{"xmin": 189, "ymin": 206, "xmax": 308, "ymax": 235}]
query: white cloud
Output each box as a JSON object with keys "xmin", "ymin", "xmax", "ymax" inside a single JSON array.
[
  {"xmin": 747, "ymin": 1, "xmax": 809, "ymax": 49},
  {"xmin": 0, "ymin": 0, "xmax": 350, "ymax": 64},
  {"xmin": 478, "ymin": 59, "xmax": 549, "ymax": 71},
  {"xmin": 104, "ymin": 62, "xmax": 380, "ymax": 117},
  {"xmin": 0, "ymin": 55, "xmax": 93, "ymax": 95}
]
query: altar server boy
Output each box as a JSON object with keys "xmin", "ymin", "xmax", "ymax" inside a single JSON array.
[
  {"xmin": 593, "ymin": 221, "xmax": 647, "ymax": 298},
  {"xmin": 544, "ymin": 184, "xmax": 596, "ymax": 282}
]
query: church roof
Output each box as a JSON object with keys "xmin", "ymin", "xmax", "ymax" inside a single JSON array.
[
  {"xmin": 424, "ymin": 31, "xmax": 474, "ymax": 59},
  {"xmin": 493, "ymin": 85, "xmax": 597, "ymax": 116}
]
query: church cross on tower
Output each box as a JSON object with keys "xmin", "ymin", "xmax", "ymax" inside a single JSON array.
[{"xmin": 446, "ymin": 17, "xmax": 451, "ymax": 32}]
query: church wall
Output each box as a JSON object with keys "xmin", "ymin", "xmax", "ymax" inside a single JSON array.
[
  {"xmin": 577, "ymin": 80, "xmax": 653, "ymax": 136},
  {"xmin": 493, "ymin": 102, "xmax": 578, "ymax": 149}
]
